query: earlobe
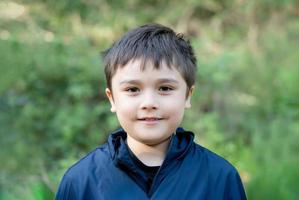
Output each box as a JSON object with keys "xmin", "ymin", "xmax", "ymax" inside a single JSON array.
[
  {"xmin": 185, "ymin": 85, "xmax": 195, "ymax": 109},
  {"xmin": 105, "ymin": 88, "xmax": 116, "ymax": 113},
  {"xmin": 185, "ymin": 98, "xmax": 191, "ymax": 108},
  {"xmin": 110, "ymin": 107, "xmax": 116, "ymax": 112}
]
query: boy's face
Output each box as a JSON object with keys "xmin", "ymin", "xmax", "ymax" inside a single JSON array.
[{"xmin": 106, "ymin": 59, "xmax": 194, "ymax": 146}]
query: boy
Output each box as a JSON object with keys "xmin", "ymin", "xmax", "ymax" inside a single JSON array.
[{"xmin": 56, "ymin": 23, "xmax": 247, "ymax": 200}]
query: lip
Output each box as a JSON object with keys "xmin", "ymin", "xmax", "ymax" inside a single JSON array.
[{"xmin": 138, "ymin": 117, "xmax": 163, "ymax": 125}]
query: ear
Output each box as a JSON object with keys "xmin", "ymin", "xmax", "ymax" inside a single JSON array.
[
  {"xmin": 105, "ymin": 88, "xmax": 116, "ymax": 112},
  {"xmin": 185, "ymin": 85, "xmax": 195, "ymax": 109}
]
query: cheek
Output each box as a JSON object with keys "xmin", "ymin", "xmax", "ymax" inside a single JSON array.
[
  {"xmin": 114, "ymin": 97, "xmax": 137, "ymax": 116},
  {"xmin": 162, "ymin": 98, "xmax": 186, "ymax": 117}
]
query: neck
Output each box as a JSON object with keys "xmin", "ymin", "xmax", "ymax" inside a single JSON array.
[{"xmin": 126, "ymin": 135, "xmax": 172, "ymax": 167}]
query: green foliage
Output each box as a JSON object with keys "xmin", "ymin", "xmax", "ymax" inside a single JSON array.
[
  {"xmin": 32, "ymin": 182, "xmax": 54, "ymax": 200},
  {"xmin": 1, "ymin": 0, "xmax": 299, "ymax": 199},
  {"xmin": 247, "ymin": 121, "xmax": 299, "ymax": 199}
]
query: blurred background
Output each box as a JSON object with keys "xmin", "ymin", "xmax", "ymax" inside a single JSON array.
[{"xmin": 1, "ymin": 0, "xmax": 299, "ymax": 199}]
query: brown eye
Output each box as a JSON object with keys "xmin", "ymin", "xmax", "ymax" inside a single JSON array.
[
  {"xmin": 126, "ymin": 87, "xmax": 140, "ymax": 93},
  {"xmin": 159, "ymin": 86, "xmax": 174, "ymax": 92}
]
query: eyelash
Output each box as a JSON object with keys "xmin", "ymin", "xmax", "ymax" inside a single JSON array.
[
  {"xmin": 125, "ymin": 87, "xmax": 140, "ymax": 93},
  {"xmin": 159, "ymin": 86, "xmax": 174, "ymax": 92}
]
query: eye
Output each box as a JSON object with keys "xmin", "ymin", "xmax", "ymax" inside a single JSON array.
[
  {"xmin": 159, "ymin": 86, "xmax": 174, "ymax": 92},
  {"xmin": 125, "ymin": 87, "xmax": 140, "ymax": 93}
]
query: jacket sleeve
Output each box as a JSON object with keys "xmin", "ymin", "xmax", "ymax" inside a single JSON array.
[
  {"xmin": 55, "ymin": 174, "xmax": 77, "ymax": 200},
  {"xmin": 225, "ymin": 169, "xmax": 247, "ymax": 200}
]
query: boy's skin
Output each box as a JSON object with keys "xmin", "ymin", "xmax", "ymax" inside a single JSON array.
[{"xmin": 106, "ymin": 58, "xmax": 194, "ymax": 166}]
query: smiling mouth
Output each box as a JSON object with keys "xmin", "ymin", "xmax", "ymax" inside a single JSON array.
[
  {"xmin": 138, "ymin": 117, "xmax": 163, "ymax": 125},
  {"xmin": 138, "ymin": 117, "xmax": 163, "ymax": 121}
]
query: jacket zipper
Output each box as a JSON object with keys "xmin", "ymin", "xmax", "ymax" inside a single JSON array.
[{"xmin": 147, "ymin": 133, "xmax": 175, "ymax": 197}]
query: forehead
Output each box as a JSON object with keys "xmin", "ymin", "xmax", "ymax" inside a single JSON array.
[{"xmin": 112, "ymin": 59, "xmax": 184, "ymax": 82}]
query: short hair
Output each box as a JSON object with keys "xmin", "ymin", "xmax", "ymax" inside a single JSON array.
[{"xmin": 102, "ymin": 23, "xmax": 197, "ymax": 92}]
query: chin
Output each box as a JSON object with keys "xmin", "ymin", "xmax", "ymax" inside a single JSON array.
[{"xmin": 139, "ymin": 136, "xmax": 171, "ymax": 146}]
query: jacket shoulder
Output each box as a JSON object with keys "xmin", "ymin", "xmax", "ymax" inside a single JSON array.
[
  {"xmin": 64, "ymin": 143, "xmax": 110, "ymax": 178},
  {"xmin": 191, "ymin": 144, "xmax": 247, "ymax": 199},
  {"xmin": 193, "ymin": 143, "xmax": 239, "ymax": 174},
  {"xmin": 55, "ymin": 143, "xmax": 110, "ymax": 199}
]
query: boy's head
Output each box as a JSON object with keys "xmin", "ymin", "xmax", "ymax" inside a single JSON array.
[
  {"xmin": 102, "ymin": 23, "xmax": 197, "ymax": 96},
  {"xmin": 102, "ymin": 24, "xmax": 197, "ymax": 146}
]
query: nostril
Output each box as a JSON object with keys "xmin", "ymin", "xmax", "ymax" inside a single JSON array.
[{"xmin": 142, "ymin": 105, "xmax": 157, "ymax": 110}]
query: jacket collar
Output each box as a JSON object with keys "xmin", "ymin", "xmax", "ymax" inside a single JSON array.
[
  {"xmin": 107, "ymin": 127, "xmax": 194, "ymax": 196},
  {"xmin": 107, "ymin": 127, "xmax": 194, "ymax": 164}
]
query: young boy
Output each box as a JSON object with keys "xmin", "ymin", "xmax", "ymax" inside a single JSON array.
[{"xmin": 56, "ymin": 23, "xmax": 247, "ymax": 200}]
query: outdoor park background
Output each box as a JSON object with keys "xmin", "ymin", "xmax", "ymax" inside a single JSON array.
[{"xmin": 1, "ymin": 0, "xmax": 299, "ymax": 199}]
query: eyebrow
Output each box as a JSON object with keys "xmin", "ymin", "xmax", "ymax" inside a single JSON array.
[{"xmin": 119, "ymin": 78, "xmax": 179, "ymax": 85}]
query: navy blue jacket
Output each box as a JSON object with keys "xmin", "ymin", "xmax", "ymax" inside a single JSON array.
[{"xmin": 56, "ymin": 128, "xmax": 247, "ymax": 200}]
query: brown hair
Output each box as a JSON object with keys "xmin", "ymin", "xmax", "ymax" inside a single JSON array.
[{"xmin": 102, "ymin": 23, "xmax": 197, "ymax": 92}]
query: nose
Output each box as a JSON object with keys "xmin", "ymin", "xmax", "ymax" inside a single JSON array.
[{"xmin": 140, "ymin": 91, "xmax": 158, "ymax": 110}]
